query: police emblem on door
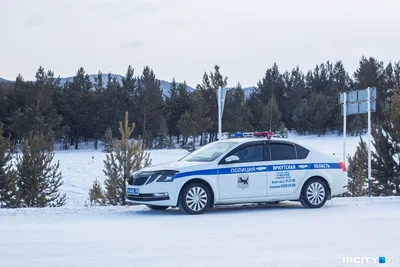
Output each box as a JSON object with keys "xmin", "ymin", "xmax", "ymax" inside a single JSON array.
[{"xmin": 237, "ymin": 175, "xmax": 249, "ymax": 189}]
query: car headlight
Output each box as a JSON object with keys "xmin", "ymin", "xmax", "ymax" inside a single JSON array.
[
  {"xmin": 142, "ymin": 170, "xmax": 179, "ymax": 185},
  {"xmin": 156, "ymin": 170, "xmax": 179, "ymax": 183},
  {"xmin": 156, "ymin": 173, "xmax": 175, "ymax": 182}
]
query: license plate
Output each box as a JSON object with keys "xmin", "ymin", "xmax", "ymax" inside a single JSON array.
[{"xmin": 127, "ymin": 187, "xmax": 139, "ymax": 195}]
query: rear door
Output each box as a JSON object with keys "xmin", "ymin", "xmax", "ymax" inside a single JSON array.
[
  {"xmin": 217, "ymin": 141, "xmax": 268, "ymax": 199},
  {"xmin": 266, "ymin": 141, "xmax": 311, "ymax": 196}
]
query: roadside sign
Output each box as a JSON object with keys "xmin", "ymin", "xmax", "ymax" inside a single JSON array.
[{"xmin": 339, "ymin": 87, "xmax": 376, "ymax": 198}]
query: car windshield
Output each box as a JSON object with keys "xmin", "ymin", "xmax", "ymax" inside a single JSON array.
[{"xmin": 180, "ymin": 141, "xmax": 237, "ymax": 162}]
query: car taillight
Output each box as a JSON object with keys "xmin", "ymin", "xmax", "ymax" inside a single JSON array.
[{"xmin": 340, "ymin": 161, "xmax": 346, "ymax": 172}]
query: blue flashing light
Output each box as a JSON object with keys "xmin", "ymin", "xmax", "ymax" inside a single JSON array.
[{"xmin": 234, "ymin": 132, "xmax": 244, "ymax": 137}]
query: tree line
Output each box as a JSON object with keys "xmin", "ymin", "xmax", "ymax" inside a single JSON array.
[
  {"xmin": 1, "ymin": 55, "xmax": 400, "ymax": 206},
  {"xmin": 1, "ymin": 56, "xmax": 399, "ymax": 151}
]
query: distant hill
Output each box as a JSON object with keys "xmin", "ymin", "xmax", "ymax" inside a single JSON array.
[
  {"xmin": 0, "ymin": 75, "xmax": 256, "ymax": 98},
  {"xmin": 0, "ymin": 77, "xmax": 11, "ymax": 83}
]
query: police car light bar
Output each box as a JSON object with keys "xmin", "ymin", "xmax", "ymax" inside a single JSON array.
[{"xmin": 233, "ymin": 131, "xmax": 274, "ymax": 139}]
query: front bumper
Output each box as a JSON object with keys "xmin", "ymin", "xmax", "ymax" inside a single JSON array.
[
  {"xmin": 126, "ymin": 192, "xmax": 170, "ymax": 202},
  {"xmin": 126, "ymin": 182, "xmax": 181, "ymax": 206}
]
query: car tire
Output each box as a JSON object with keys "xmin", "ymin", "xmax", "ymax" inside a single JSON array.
[
  {"xmin": 146, "ymin": 205, "xmax": 169, "ymax": 211},
  {"xmin": 178, "ymin": 182, "xmax": 211, "ymax": 215},
  {"xmin": 300, "ymin": 178, "xmax": 328, "ymax": 208}
]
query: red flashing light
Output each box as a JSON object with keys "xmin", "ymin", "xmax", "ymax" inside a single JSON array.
[{"xmin": 253, "ymin": 131, "xmax": 274, "ymax": 139}]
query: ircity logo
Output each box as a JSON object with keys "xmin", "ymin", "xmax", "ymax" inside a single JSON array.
[{"xmin": 343, "ymin": 256, "xmax": 400, "ymax": 264}]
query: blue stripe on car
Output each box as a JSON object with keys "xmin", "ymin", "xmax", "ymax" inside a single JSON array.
[{"xmin": 174, "ymin": 163, "xmax": 341, "ymax": 179}]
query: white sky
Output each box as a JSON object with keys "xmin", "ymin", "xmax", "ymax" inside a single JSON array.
[{"xmin": 1, "ymin": 0, "xmax": 399, "ymax": 87}]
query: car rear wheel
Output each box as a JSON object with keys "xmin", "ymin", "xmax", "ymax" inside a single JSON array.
[
  {"xmin": 178, "ymin": 182, "xmax": 211, "ymax": 215},
  {"xmin": 146, "ymin": 205, "xmax": 169, "ymax": 211},
  {"xmin": 300, "ymin": 178, "xmax": 328, "ymax": 208}
]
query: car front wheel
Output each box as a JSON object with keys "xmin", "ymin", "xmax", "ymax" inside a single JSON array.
[
  {"xmin": 300, "ymin": 178, "xmax": 328, "ymax": 208},
  {"xmin": 178, "ymin": 182, "xmax": 211, "ymax": 215}
]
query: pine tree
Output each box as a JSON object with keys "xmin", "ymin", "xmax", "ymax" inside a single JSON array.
[
  {"xmin": 136, "ymin": 66, "xmax": 165, "ymax": 148},
  {"xmin": 223, "ymin": 83, "xmax": 252, "ymax": 133},
  {"xmin": 370, "ymin": 89, "xmax": 400, "ymax": 195},
  {"xmin": 9, "ymin": 67, "xmax": 62, "ymax": 142},
  {"xmin": 348, "ymin": 115, "xmax": 366, "ymax": 136},
  {"xmin": 282, "ymin": 67, "xmax": 306, "ymax": 130},
  {"xmin": 250, "ymin": 63, "xmax": 285, "ymax": 130},
  {"xmin": 154, "ymin": 116, "xmax": 170, "ymax": 149},
  {"xmin": 103, "ymin": 154, "xmax": 121, "ymax": 205},
  {"xmin": 63, "ymin": 67, "xmax": 93, "ymax": 149},
  {"xmin": 94, "ymin": 139, "xmax": 98, "ymax": 150},
  {"xmin": 178, "ymin": 111, "xmax": 197, "ymax": 150},
  {"xmin": 310, "ymin": 92, "xmax": 330, "ymax": 136},
  {"xmin": 165, "ymin": 79, "xmax": 191, "ymax": 143},
  {"xmin": 121, "ymin": 65, "xmax": 137, "ymax": 116},
  {"xmin": 371, "ymin": 123, "xmax": 396, "ymax": 195},
  {"xmin": 260, "ymin": 93, "xmax": 281, "ymax": 131},
  {"xmin": 292, "ymin": 98, "xmax": 312, "ymax": 135},
  {"xmin": 102, "ymin": 127, "xmax": 114, "ymax": 153},
  {"xmin": 178, "ymin": 90, "xmax": 212, "ymax": 149},
  {"xmin": 353, "ymin": 56, "xmax": 387, "ymax": 122},
  {"xmin": 347, "ymin": 137, "xmax": 368, "ymax": 196},
  {"xmin": 165, "ymin": 78, "xmax": 179, "ymax": 137},
  {"xmin": 103, "ymin": 112, "xmax": 152, "ymax": 205},
  {"xmin": 86, "ymin": 178, "xmax": 106, "ymax": 207},
  {"xmin": 16, "ymin": 132, "xmax": 67, "ymax": 207},
  {"xmin": 0, "ymin": 124, "xmax": 18, "ymax": 208}
]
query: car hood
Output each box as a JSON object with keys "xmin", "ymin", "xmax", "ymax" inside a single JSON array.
[{"xmin": 137, "ymin": 160, "xmax": 210, "ymax": 173}]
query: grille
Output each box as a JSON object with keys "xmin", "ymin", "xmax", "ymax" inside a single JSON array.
[{"xmin": 129, "ymin": 174, "xmax": 150, "ymax": 186}]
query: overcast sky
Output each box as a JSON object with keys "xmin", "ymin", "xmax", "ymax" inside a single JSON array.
[{"xmin": 1, "ymin": 0, "xmax": 399, "ymax": 87}]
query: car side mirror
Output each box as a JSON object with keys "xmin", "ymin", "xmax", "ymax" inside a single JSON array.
[{"xmin": 225, "ymin": 155, "xmax": 239, "ymax": 163}]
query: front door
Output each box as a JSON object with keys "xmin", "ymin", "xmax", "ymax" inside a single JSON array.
[{"xmin": 217, "ymin": 141, "xmax": 268, "ymax": 199}]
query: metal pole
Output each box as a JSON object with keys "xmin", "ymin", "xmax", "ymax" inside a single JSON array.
[
  {"xmin": 368, "ymin": 87, "xmax": 372, "ymax": 197},
  {"xmin": 343, "ymin": 92, "xmax": 347, "ymax": 165},
  {"xmin": 218, "ymin": 86, "xmax": 222, "ymax": 141}
]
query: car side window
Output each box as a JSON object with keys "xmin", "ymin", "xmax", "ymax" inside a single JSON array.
[
  {"xmin": 295, "ymin": 144, "xmax": 310, "ymax": 159},
  {"xmin": 228, "ymin": 144, "xmax": 265, "ymax": 163},
  {"xmin": 269, "ymin": 143, "xmax": 296, "ymax": 161}
]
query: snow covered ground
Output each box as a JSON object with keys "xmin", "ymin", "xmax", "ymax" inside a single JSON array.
[
  {"xmin": 1, "ymin": 197, "xmax": 399, "ymax": 267},
  {"xmin": 2, "ymin": 132, "xmax": 398, "ymax": 267}
]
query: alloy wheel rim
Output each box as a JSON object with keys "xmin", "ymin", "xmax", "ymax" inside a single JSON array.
[
  {"xmin": 186, "ymin": 187, "xmax": 208, "ymax": 211},
  {"xmin": 306, "ymin": 182, "xmax": 325, "ymax": 205}
]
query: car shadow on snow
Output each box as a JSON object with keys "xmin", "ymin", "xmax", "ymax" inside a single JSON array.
[{"xmin": 124, "ymin": 201, "xmax": 309, "ymax": 217}]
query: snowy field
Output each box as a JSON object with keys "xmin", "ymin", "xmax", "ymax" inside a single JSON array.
[
  {"xmin": 2, "ymin": 132, "xmax": 399, "ymax": 267},
  {"xmin": 1, "ymin": 197, "xmax": 399, "ymax": 267}
]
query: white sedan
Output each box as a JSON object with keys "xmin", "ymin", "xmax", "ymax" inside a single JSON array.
[{"xmin": 126, "ymin": 134, "xmax": 349, "ymax": 214}]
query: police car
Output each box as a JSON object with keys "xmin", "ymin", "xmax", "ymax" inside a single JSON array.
[{"xmin": 126, "ymin": 132, "xmax": 348, "ymax": 215}]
